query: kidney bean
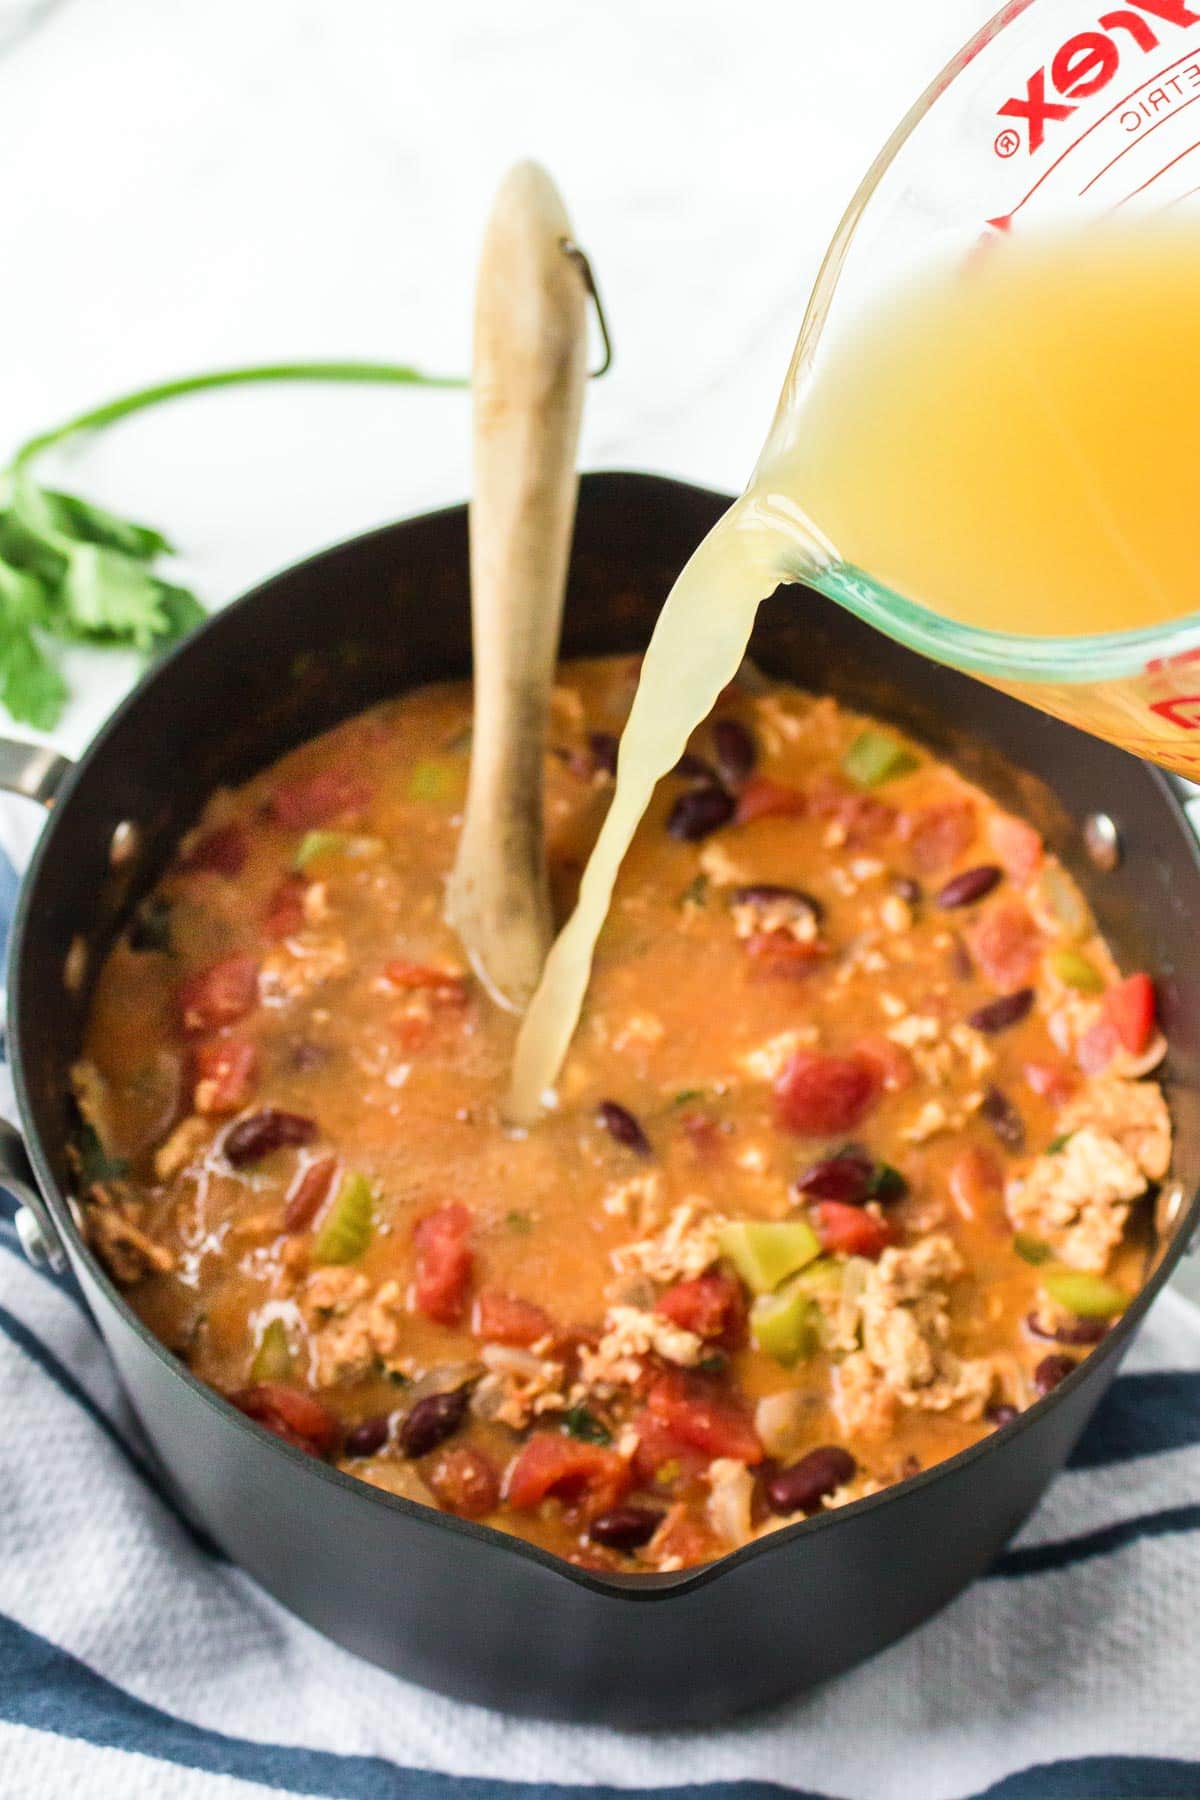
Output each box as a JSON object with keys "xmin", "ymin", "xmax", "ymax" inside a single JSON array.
[
  {"xmin": 224, "ymin": 1109, "xmax": 317, "ymax": 1167},
  {"xmin": 712, "ymin": 718, "xmax": 757, "ymax": 785},
  {"xmin": 588, "ymin": 731, "xmax": 619, "ymax": 778},
  {"xmin": 1026, "ymin": 1312, "xmax": 1108, "ymax": 1347},
  {"xmin": 936, "ymin": 864, "xmax": 1003, "ymax": 909},
  {"xmin": 598, "ymin": 1100, "xmax": 652, "ymax": 1156},
  {"xmin": 666, "ymin": 784, "xmax": 736, "ymax": 841},
  {"xmin": 675, "ymin": 751, "xmax": 720, "ymax": 781},
  {"xmin": 949, "ymin": 936, "xmax": 974, "ymax": 980},
  {"xmin": 731, "ymin": 883, "xmax": 824, "ymax": 922},
  {"xmin": 283, "ymin": 1154, "xmax": 338, "ymax": 1232},
  {"xmin": 794, "ymin": 1150, "xmax": 873, "ymax": 1204},
  {"xmin": 968, "ymin": 988, "xmax": 1035, "ymax": 1034},
  {"xmin": 588, "ymin": 1505, "xmax": 663, "ymax": 1552},
  {"xmin": 400, "ymin": 1387, "xmax": 471, "ymax": 1459},
  {"xmin": 987, "ymin": 1403, "xmax": 1019, "ymax": 1428},
  {"xmin": 980, "ymin": 1085, "xmax": 1026, "ymax": 1153},
  {"xmin": 344, "ymin": 1414, "xmax": 390, "ymax": 1458},
  {"xmin": 1034, "ymin": 1353, "xmax": 1077, "ymax": 1395},
  {"xmin": 763, "ymin": 1445, "xmax": 856, "ymax": 1517}
]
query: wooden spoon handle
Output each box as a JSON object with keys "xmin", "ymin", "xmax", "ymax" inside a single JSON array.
[{"xmin": 446, "ymin": 162, "xmax": 589, "ymax": 1012}]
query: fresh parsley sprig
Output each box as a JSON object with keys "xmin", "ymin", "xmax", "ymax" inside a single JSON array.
[{"xmin": 0, "ymin": 358, "xmax": 466, "ymax": 730}]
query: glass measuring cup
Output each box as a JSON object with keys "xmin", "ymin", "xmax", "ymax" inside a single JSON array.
[{"xmin": 757, "ymin": 0, "xmax": 1200, "ymax": 774}]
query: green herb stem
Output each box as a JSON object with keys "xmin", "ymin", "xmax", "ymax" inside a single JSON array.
[{"xmin": 11, "ymin": 359, "xmax": 467, "ymax": 471}]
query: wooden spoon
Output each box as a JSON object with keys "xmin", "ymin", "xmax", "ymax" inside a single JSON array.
[{"xmin": 445, "ymin": 162, "xmax": 590, "ymax": 1012}]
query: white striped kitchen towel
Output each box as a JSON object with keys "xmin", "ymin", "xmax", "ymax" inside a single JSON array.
[{"xmin": 1, "ymin": 846, "xmax": 1199, "ymax": 1800}]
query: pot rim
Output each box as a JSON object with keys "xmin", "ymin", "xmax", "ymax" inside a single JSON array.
[{"xmin": 11, "ymin": 470, "xmax": 1200, "ymax": 1602}]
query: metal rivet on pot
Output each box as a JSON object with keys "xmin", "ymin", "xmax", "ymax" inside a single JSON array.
[
  {"xmin": 1083, "ymin": 812, "xmax": 1121, "ymax": 871},
  {"xmin": 15, "ymin": 1204, "xmax": 65, "ymax": 1272},
  {"xmin": 63, "ymin": 935, "xmax": 87, "ymax": 994},
  {"xmin": 109, "ymin": 820, "xmax": 140, "ymax": 868}
]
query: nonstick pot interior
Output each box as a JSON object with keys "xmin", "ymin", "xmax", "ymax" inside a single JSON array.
[{"xmin": 7, "ymin": 471, "xmax": 1200, "ymax": 1722}]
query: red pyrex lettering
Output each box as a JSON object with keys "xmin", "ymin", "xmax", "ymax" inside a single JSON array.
[{"xmin": 997, "ymin": 0, "xmax": 1200, "ymax": 151}]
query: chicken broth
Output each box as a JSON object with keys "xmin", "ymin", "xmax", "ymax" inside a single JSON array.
[{"xmin": 77, "ymin": 657, "xmax": 1170, "ymax": 1571}]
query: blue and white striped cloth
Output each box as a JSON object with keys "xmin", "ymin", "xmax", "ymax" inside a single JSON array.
[{"xmin": 1, "ymin": 852, "xmax": 1199, "ymax": 1798}]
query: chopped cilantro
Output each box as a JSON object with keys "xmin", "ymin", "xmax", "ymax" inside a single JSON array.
[
  {"xmin": 505, "ymin": 1209, "xmax": 534, "ymax": 1234},
  {"xmin": 562, "ymin": 1405, "xmax": 611, "ymax": 1445},
  {"xmin": 1046, "ymin": 1132, "xmax": 1074, "ymax": 1155},
  {"xmin": 678, "ymin": 873, "xmax": 709, "ymax": 908},
  {"xmin": 77, "ymin": 1123, "xmax": 128, "ymax": 1186}
]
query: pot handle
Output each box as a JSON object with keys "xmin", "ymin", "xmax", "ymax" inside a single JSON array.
[
  {"xmin": 0, "ymin": 738, "xmax": 72, "ymax": 807},
  {"xmin": 0, "ymin": 737, "xmax": 73, "ymax": 1269},
  {"xmin": 0, "ymin": 1115, "xmax": 66, "ymax": 1270}
]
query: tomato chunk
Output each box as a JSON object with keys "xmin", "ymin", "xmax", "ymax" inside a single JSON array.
[
  {"xmin": 900, "ymin": 799, "xmax": 976, "ymax": 874},
  {"xmin": 808, "ymin": 775, "xmax": 896, "ymax": 845},
  {"xmin": 1023, "ymin": 1059, "xmax": 1078, "ymax": 1103},
  {"xmin": 384, "ymin": 961, "xmax": 468, "ymax": 1005},
  {"xmin": 644, "ymin": 1370, "xmax": 763, "ymax": 1465},
  {"xmin": 656, "ymin": 1270, "xmax": 746, "ymax": 1349},
  {"xmin": 744, "ymin": 931, "xmax": 828, "ymax": 978},
  {"xmin": 263, "ymin": 875, "xmax": 307, "ymax": 940},
  {"xmin": 179, "ymin": 954, "xmax": 260, "ymax": 1034},
  {"xmin": 733, "ymin": 776, "xmax": 807, "ymax": 826},
  {"xmin": 968, "ymin": 900, "xmax": 1042, "ymax": 992},
  {"xmin": 631, "ymin": 1415, "xmax": 710, "ymax": 1484},
  {"xmin": 284, "ymin": 1155, "xmax": 339, "ymax": 1233},
  {"xmin": 269, "ymin": 768, "xmax": 372, "ymax": 828},
  {"xmin": 192, "ymin": 1038, "xmax": 258, "ymax": 1115},
  {"xmin": 472, "ymin": 1290, "xmax": 556, "ymax": 1348},
  {"xmin": 774, "ymin": 1049, "xmax": 882, "ymax": 1137},
  {"xmin": 428, "ymin": 1445, "xmax": 501, "ymax": 1519},
  {"xmin": 505, "ymin": 1431, "xmax": 632, "ymax": 1517},
  {"xmin": 988, "ymin": 814, "xmax": 1043, "ymax": 883},
  {"xmin": 413, "ymin": 1202, "xmax": 474, "ymax": 1324},
  {"xmin": 181, "ymin": 823, "xmax": 249, "ymax": 877},
  {"xmin": 231, "ymin": 1383, "xmax": 338, "ymax": 1456},
  {"xmin": 812, "ymin": 1199, "xmax": 893, "ymax": 1259},
  {"xmin": 1103, "ymin": 973, "xmax": 1156, "ymax": 1056}
]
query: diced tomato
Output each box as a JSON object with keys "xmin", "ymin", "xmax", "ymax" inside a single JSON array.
[
  {"xmin": 472, "ymin": 1290, "xmax": 556, "ymax": 1348},
  {"xmin": 1078, "ymin": 1017, "xmax": 1118, "ymax": 1075},
  {"xmin": 269, "ymin": 768, "xmax": 372, "ymax": 829},
  {"xmin": 744, "ymin": 931, "xmax": 828, "ymax": 978},
  {"xmin": 181, "ymin": 823, "xmax": 249, "ymax": 877},
  {"xmin": 644, "ymin": 1370, "xmax": 763, "ymax": 1465},
  {"xmin": 413, "ymin": 1202, "xmax": 474, "ymax": 1324},
  {"xmin": 192, "ymin": 1038, "xmax": 258, "ymax": 1115},
  {"xmin": 179, "ymin": 954, "xmax": 260, "ymax": 1035},
  {"xmin": 284, "ymin": 1155, "xmax": 339, "ymax": 1232},
  {"xmin": 968, "ymin": 900, "xmax": 1042, "ymax": 993},
  {"xmin": 678, "ymin": 1111, "xmax": 725, "ymax": 1165},
  {"xmin": 1103, "ymin": 973, "xmax": 1156, "ymax": 1056},
  {"xmin": 383, "ymin": 961, "xmax": 468, "ymax": 1005},
  {"xmin": 900, "ymin": 799, "xmax": 977, "ymax": 874},
  {"xmin": 646, "ymin": 1507, "xmax": 720, "ymax": 1567},
  {"xmin": 631, "ymin": 1415, "xmax": 710, "ymax": 1485},
  {"xmin": 1023, "ymin": 1059, "xmax": 1078, "ymax": 1103},
  {"xmin": 812, "ymin": 1199, "xmax": 893, "ymax": 1259},
  {"xmin": 231, "ymin": 1383, "xmax": 338, "ymax": 1456},
  {"xmin": 428, "ymin": 1445, "xmax": 501, "ymax": 1519},
  {"xmin": 808, "ymin": 775, "xmax": 896, "ymax": 845},
  {"xmin": 390, "ymin": 1012, "xmax": 435, "ymax": 1052},
  {"xmin": 988, "ymin": 814, "xmax": 1044, "ymax": 883},
  {"xmin": 505, "ymin": 1431, "xmax": 632, "ymax": 1517},
  {"xmin": 948, "ymin": 1146, "xmax": 1004, "ymax": 1222},
  {"xmin": 263, "ymin": 874, "xmax": 307, "ymax": 940},
  {"xmin": 733, "ymin": 776, "xmax": 807, "ymax": 826},
  {"xmin": 774, "ymin": 1049, "xmax": 882, "ymax": 1137},
  {"xmin": 656, "ymin": 1270, "xmax": 746, "ymax": 1349},
  {"xmin": 855, "ymin": 1032, "xmax": 917, "ymax": 1094}
]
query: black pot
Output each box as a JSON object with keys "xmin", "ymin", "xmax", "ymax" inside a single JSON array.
[{"xmin": 3, "ymin": 472, "xmax": 1198, "ymax": 1727}]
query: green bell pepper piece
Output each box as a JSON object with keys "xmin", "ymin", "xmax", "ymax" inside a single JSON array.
[{"xmin": 717, "ymin": 1219, "xmax": 821, "ymax": 1294}]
